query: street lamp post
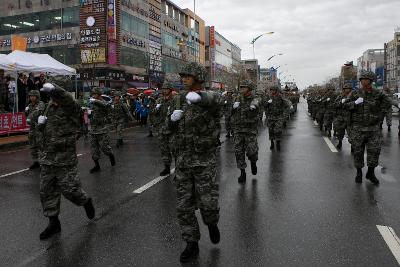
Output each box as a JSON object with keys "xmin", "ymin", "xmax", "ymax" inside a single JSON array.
[
  {"xmin": 251, "ymin": 32, "xmax": 274, "ymax": 59},
  {"xmin": 267, "ymin": 53, "xmax": 283, "ymax": 62}
]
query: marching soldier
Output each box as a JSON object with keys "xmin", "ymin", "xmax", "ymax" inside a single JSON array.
[
  {"xmin": 88, "ymin": 87, "xmax": 116, "ymax": 173},
  {"xmin": 345, "ymin": 71, "xmax": 391, "ymax": 184},
  {"xmin": 37, "ymin": 83, "xmax": 95, "ymax": 240},
  {"xmin": 169, "ymin": 62, "xmax": 221, "ymax": 263},
  {"xmin": 323, "ymin": 84, "xmax": 337, "ymax": 137},
  {"xmin": 25, "ymin": 90, "xmax": 45, "ymax": 169},
  {"xmin": 222, "ymin": 89, "xmax": 234, "ymax": 138},
  {"xmin": 231, "ymin": 80, "xmax": 260, "ymax": 183},
  {"xmin": 381, "ymin": 86, "xmax": 393, "ymax": 131},
  {"xmin": 112, "ymin": 91, "xmax": 133, "ymax": 148},
  {"xmin": 264, "ymin": 86, "xmax": 291, "ymax": 151}
]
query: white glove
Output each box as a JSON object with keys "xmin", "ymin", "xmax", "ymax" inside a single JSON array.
[
  {"xmin": 40, "ymin": 83, "xmax": 55, "ymax": 93},
  {"xmin": 250, "ymin": 105, "xmax": 256, "ymax": 110},
  {"xmin": 355, "ymin": 97, "xmax": 364, "ymax": 105},
  {"xmin": 171, "ymin": 110, "xmax": 184, "ymax": 122},
  {"xmin": 25, "ymin": 106, "xmax": 29, "ymax": 112},
  {"xmin": 341, "ymin": 99, "xmax": 346, "ymax": 104},
  {"xmin": 224, "ymin": 100, "xmax": 227, "ymax": 104},
  {"xmin": 290, "ymin": 105, "xmax": 294, "ymax": 110},
  {"xmin": 26, "ymin": 118, "xmax": 31, "ymax": 124},
  {"xmin": 111, "ymin": 104, "xmax": 114, "ymax": 108},
  {"xmin": 318, "ymin": 99, "xmax": 322, "ymax": 102},
  {"xmin": 89, "ymin": 98, "xmax": 96, "ymax": 103},
  {"xmin": 38, "ymin": 115, "xmax": 47, "ymax": 125},
  {"xmin": 327, "ymin": 98, "xmax": 330, "ymax": 101},
  {"xmin": 186, "ymin": 92, "xmax": 201, "ymax": 104},
  {"xmin": 87, "ymin": 109, "xmax": 92, "ymax": 115},
  {"xmin": 233, "ymin": 102, "xmax": 240, "ymax": 109},
  {"xmin": 156, "ymin": 104, "xmax": 161, "ymax": 110},
  {"xmin": 268, "ymin": 99, "xmax": 273, "ymax": 104}
]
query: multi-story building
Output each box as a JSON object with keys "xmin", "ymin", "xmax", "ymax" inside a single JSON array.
[
  {"xmin": 259, "ymin": 67, "xmax": 278, "ymax": 90},
  {"xmin": 385, "ymin": 31, "xmax": 400, "ymax": 91},
  {"xmin": 242, "ymin": 59, "xmax": 259, "ymax": 87},
  {"xmin": 357, "ymin": 49, "xmax": 385, "ymax": 87},
  {"xmin": 0, "ymin": 0, "xmax": 205, "ymax": 91},
  {"xmin": 205, "ymin": 26, "xmax": 241, "ymax": 90}
]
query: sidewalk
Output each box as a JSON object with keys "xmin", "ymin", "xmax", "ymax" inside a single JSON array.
[{"xmin": 0, "ymin": 134, "xmax": 29, "ymax": 150}]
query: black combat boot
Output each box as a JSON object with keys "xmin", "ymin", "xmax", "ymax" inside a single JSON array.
[
  {"xmin": 208, "ymin": 224, "xmax": 220, "ymax": 244},
  {"xmin": 147, "ymin": 131, "xmax": 153, "ymax": 137},
  {"xmin": 388, "ymin": 125, "xmax": 391, "ymax": 132},
  {"xmin": 355, "ymin": 168, "xmax": 362, "ymax": 184},
  {"xmin": 351, "ymin": 146, "xmax": 354, "ymax": 154},
  {"xmin": 366, "ymin": 167, "xmax": 380, "ymax": 185},
  {"xmin": 29, "ymin": 161, "xmax": 40, "ymax": 170},
  {"xmin": 116, "ymin": 139, "xmax": 123, "ymax": 148},
  {"xmin": 180, "ymin": 242, "xmax": 199, "ymax": 263},
  {"xmin": 336, "ymin": 140, "xmax": 342, "ymax": 150},
  {"xmin": 89, "ymin": 160, "xmax": 101, "ymax": 173},
  {"xmin": 226, "ymin": 132, "xmax": 231, "ymax": 138},
  {"xmin": 270, "ymin": 140, "xmax": 275, "ymax": 150},
  {"xmin": 160, "ymin": 165, "xmax": 171, "ymax": 176},
  {"xmin": 109, "ymin": 154, "xmax": 116, "ymax": 166},
  {"xmin": 276, "ymin": 140, "xmax": 281, "ymax": 151},
  {"xmin": 251, "ymin": 161, "xmax": 257, "ymax": 175},
  {"xmin": 327, "ymin": 130, "xmax": 332, "ymax": 138},
  {"xmin": 39, "ymin": 216, "xmax": 61, "ymax": 240},
  {"xmin": 319, "ymin": 124, "xmax": 323, "ymax": 131},
  {"xmin": 238, "ymin": 169, "xmax": 246, "ymax": 183},
  {"xmin": 84, "ymin": 198, "xmax": 95, "ymax": 219}
]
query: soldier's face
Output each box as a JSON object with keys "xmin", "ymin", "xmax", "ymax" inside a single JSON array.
[
  {"xmin": 163, "ymin": 89, "xmax": 172, "ymax": 97},
  {"xmin": 181, "ymin": 75, "xmax": 195, "ymax": 89},
  {"xmin": 92, "ymin": 93, "xmax": 101, "ymax": 99},
  {"xmin": 115, "ymin": 96, "xmax": 120, "ymax": 102},
  {"xmin": 270, "ymin": 89, "xmax": 278, "ymax": 96},
  {"xmin": 360, "ymin": 79, "xmax": 372, "ymax": 88},
  {"xmin": 29, "ymin": 96, "xmax": 37, "ymax": 103},
  {"xmin": 343, "ymin": 88, "xmax": 352, "ymax": 95},
  {"xmin": 240, "ymin": 87, "xmax": 249, "ymax": 95}
]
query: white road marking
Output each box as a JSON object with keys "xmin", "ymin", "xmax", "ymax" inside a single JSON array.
[
  {"xmin": 323, "ymin": 137, "xmax": 338, "ymax": 153},
  {"xmin": 77, "ymin": 153, "xmax": 83, "ymax": 157},
  {"xmin": 377, "ymin": 225, "xmax": 400, "ymax": 265},
  {"xmin": 313, "ymin": 121, "xmax": 318, "ymax": 126},
  {"xmin": 133, "ymin": 168, "xmax": 175, "ymax": 194},
  {"xmin": 0, "ymin": 168, "xmax": 29, "ymax": 178}
]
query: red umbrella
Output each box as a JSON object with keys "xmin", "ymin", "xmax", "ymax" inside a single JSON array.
[
  {"xmin": 127, "ymin": 88, "xmax": 139, "ymax": 95},
  {"xmin": 144, "ymin": 89, "xmax": 155, "ymax": 95}
]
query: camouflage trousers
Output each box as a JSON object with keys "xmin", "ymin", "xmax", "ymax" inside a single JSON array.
[
  {"xmin": 267, "ymin": 119, "xmax": 284, "ymax": 141},
  {"xmin": 333, "ymin": 118, "xmax": 347, "ymax": 140},
  {"xmin": 29, "ymin": 131, "xmax": 41, "ymax": 162},
  {"xmin": 90, "ymin": 133, "xmax": 113, "ymax": 161},
  {"xmin": 40, "ymin": 164, "xmax": 89, "ymax": 217},
  {"xmin": 224, "ymin": 115, "xmax": 232, "ymax": 133},
  {"xmin": 115, "ymin": 120, "xmax": 124, "ymax": 140},
  {"xmin": 324, "ymin": 112, "xmax": 334, "ymax": 132},
  {"xmin": 351, "ymin": 129, "xmax": 382, "ymax": 169},
  {"xmin": 316, "ymin": 111, "xmax": 324, "ymax": 125},
  {"xmin": 175, "ymin": 164, "xmax": 220, "ymax": 242},
  {"xmin": 158, "ymin": 132, "xmax": 172, "ymax": 166},
  {"xmin": 234, "ymin": 132, "xmax": 258, "ymax": 169},
  {"xmin": 383, "ymin": 111, "xmax": 392, "ymax": 127}
]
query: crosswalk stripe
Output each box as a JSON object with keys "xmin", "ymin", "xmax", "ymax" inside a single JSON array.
[
  {"xmin": 133, "ymin": 168, "xmax": 176, "ymax": 194},
  {"xmin": 377, "ymin": 225, "xmax": 400, "ymax": 265},
  {"xmin": 323, "ymin": 137, "xmax": 338, "ymax": 153},
  {"xmin": 0, "ymin": 168, "xmax": 29, "ymax": 178}
]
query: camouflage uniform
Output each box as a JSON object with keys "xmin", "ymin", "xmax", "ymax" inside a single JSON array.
[
  {"xmin": 25, "ymin": 90, "xmax": 45, "ymax": 165},
  {"xmin": 171, "ymin": 63, "xmax": 220, "ymax": 243},
  {"xmin": 231, "ymin": 80, "xmax": 260, "ymax": 169},
  {"xmin": 333, "ymin": 84, "xmax": 352, "ymax": 142},
  {"xmin": 323, "ymin": 85, "xmax": 337, "ymax": 135},
  {"xmin": 346, "ymin": 74, "xmax": 391, "ymax": 169},
  {"xmin": 89, "ymin": 88, "xmax": 113, "ymax": 161},
  {"xmin": 222, "ymin": 91, "xmax": 234, "ymax": 137},
  {"xmin": 382, "ymin": 88, "xmax": 393, "ymax": 127},
  {"xmin": 112, "ymin": 92, "xmax": 133, "ymax": 143},
  {"xmin": 264, "ymin": 87, "xmax": 290, "ymax": 142},
  {"xmin": 38, "ymin": 87, "xmax": 90, "ymax": 217}
]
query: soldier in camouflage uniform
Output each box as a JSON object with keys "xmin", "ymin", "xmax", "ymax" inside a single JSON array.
[
  {"xmin": 88, "ymin": 87, "xmax": 116, "ymax": 173},
  {"xmin": 345, "ymin": 71, "xmax": 391, "ymax": 184},
  {"xmin": 333, "ymin": 83, "xmax": 352, "ymax": 150},
  {"xmin": 323, "ymin": 84, "xmax": 337, "ymax": 137},
  {"xmin": 25, "ymin": 90, "xmax": 45, "ymax": 169},
  {"xmin": 112, "ymin": 91, "xmax": 133, "ymax": 148},
  {"xmin": 264, "ymin": 86, "xmax": 291, "ymax": 151},
  {"xmin": 153, "ymin": 82, "xmax": 175, "ymax": 176},
  {"xmin": 37, "ymin": 83, "xmax": 95, "ymax": 240},
  {"xmin": 381, "ymin": 86, "xmax": 393, "ymax": 131},
  {"xmin": 231, "ymin": 80, "xmax": 260, "ymax": 183},
  {"xmin": 222, "ymin": 89, "xmax": 234, "ymax": 138},
  {"xmin": 169, "ymin": 62, "xmax": 221, "ymax": 263}
]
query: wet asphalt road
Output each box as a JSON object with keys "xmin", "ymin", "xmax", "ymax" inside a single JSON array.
[{"xmin": 1, "ymin": 100, "xmax": 400, "ymax": 267}]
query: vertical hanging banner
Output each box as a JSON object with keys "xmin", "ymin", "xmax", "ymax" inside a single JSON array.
[
  {"xmin": 11, "ymin": 36, "xmax": 27, "ymax": 51},
  {"xmin": 107, "ymin": 0, "xmax": 117, "ymax": 65}
]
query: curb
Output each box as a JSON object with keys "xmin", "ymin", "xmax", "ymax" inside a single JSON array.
[{"xmin": 0, "ymin": 140, "xmax": 29, "ymax": 150}]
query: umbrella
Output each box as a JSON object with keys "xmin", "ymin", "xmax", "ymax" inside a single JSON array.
[
  {"xmin": 127, "ymin": 88, "xmax": 139, "ymax": 95},
  {"xmin": 144, "ymin": 89, "xmax": 155, "ymax": 95}
]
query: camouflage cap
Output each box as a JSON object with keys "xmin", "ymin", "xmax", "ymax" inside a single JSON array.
[
  {"xmin": 359, "ymin": 70, "xmax": 376, "ymax": 81},
  {"xmin": 162, "ymin": 82, "xmax": 174, "ymax": 90},
  {"xmin": 342, "ymin": 83, "xmax": 352, "ymax": 90},
  {"xmin": 91, "ymin": 87, "xmax": 102, "ymax": 95},
  {"xmin": 113, "ymin": 91, "xmax": 122, "ymax": 97},
  {"xmin": 28, "ymin": 90, "xmax": 40, "ymax": 97},
  {"xmin": 239, "ymin": 79, "xmax": 254, "ymax": 90},
  {"xmin": 179, "ymin": 62, "xmax": 207, "ymax": 83}
]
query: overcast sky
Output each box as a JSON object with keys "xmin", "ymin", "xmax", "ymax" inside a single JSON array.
[{"xmin": 172, "ymin": 0, "xmax": 400, "ymax": 88}]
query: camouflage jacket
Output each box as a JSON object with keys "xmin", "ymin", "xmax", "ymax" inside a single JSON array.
[
  {"xmin": 222, "ymin": 94, "xmax": 234, "ymax": 116},
  {"xmin": 169, "ymin": 90, "xmax": 222, "ymax": 168},
  {"xmin": 345, "ymin": 88, "xmax": 391, "ymax": 131},
  {"xmin": 264, "ymin": 94, "xmax": 290, "ymax": 121},
  {"xmin": 231, "ymin": 93, "xmax": 260, "ymax": 135},
  {"xmin": 153, "ymin": 95, "xmax": 174, "ymax": 134},
  {"xmin": 38, "ymin": 89, "xmax": 81, "ymax": 166},
  {"xmin": 89, "ymin": 99, "xmax": 111, "ymax": 134},
  {"xmin": 334, "ymin": 95, "xmax": 350, "ymax": 122},
  {"xmin": 323, "ymin": 92, "xmax": 337, "ymax": 114},
  {"xmin": 112, "ymin": 101, "xmax": 132, "ymax": 122},
  {"xmin": 25, "ymin": 101, "xmax": 45, "ymax": 132}
]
